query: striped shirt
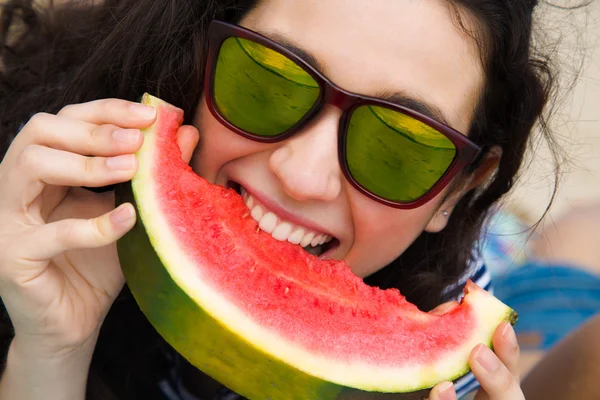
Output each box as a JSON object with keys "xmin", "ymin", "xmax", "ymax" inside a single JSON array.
[{"xmin": 160, "ymin": 261, "xmax": 492, "ymax": 400}]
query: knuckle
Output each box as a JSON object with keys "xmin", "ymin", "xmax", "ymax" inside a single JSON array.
[
  {"xmin": 83, "ymin": 155, "xmax": 97, "ymax": 177},
  {"xmin": 496, "ymin": 367, "xmax": 518, "ymax": 393},
  {"xmin": 24, "ymin": 113, "xmax": 51, "ymax": 139},
  {"xmin": 96, "ymin": 98, "xmax": 120, "ymax": 116},
  {"xmin": 88, "ymin": 124, "xmax": 102, "ymax": 143},
  {"xmin": 90, "ymin": 216, "xmax": 110, "ymax": 243},
  {"xmin": 107, "ymin": 98, "xmax": 129, "ymax": 109},
  {"xmin": 17, "ymin": 144, "xmax": 43, "ymax": 170},
  {"xmin": 57, "ymin": 103, "xmax": 77, "ymax": 116},
  {"xmin": 96, "ymin": 124, "xmax": 117, "ymax": 141}
]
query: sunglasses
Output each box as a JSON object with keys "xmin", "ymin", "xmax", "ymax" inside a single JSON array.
[{"xmin": 204, "ymin": 20, "xmax": 484, "ymax": 209}]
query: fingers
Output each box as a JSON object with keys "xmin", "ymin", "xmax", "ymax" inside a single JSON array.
[
  {"xmin": 4, "ymin": 145, "xmax": 137, "ymax": 211},
  {"xmin": 58, "ymin": 98, "xmax": 156, "ymax": 127},
  {"xmin": 176, "ymin": 125, "xmax": 200, "ymax": 164},
  {"xmin": 1, "ymin": 98, "xmax": 200, "ymax": 223},
  {"xmin": 14, "ymin": 203, "xmax": 136, "ymax": 264},
  {"xmin": 5, "ymin": 97, "xmax": 153, "ymax": 165},
  {"xmin": 470, "ymin": 336, "xmax": 524, "ymax": 400},
  {"xmin": 429, "ymin": 381, "xmax": 456, "ymax": 400},
  {"xmin": 492, "ymin": 322, "xmax": 520, "ymax": 376},
  {"xmin": 5, "ymin": 114, "xmax": 144, "ymax": 164}
]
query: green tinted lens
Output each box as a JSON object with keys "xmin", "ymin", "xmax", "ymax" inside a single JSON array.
[
  {"xmin": 346, "ymin": 105, "xmax": 457, "ymax": 203},
  {"xmin": 213, "ymin": 37, "xmax": 320, "ymax": 137}
]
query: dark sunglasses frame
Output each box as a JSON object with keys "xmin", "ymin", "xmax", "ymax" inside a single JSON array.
[{"xmin": 204, "ymin": 20, "xmax": 484, "ymax": 209}]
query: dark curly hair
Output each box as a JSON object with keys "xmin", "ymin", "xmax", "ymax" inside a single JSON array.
[{"xmin": 0, "ymin": 0, "xmax": 562, "ymax": 398}]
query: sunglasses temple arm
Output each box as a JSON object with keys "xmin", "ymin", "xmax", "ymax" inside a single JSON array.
[{"xmin": 465, "ymin": 145, "xmax": 490, "ymax": 173}]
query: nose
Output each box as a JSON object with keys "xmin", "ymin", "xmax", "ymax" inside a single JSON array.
[{"xmin": 268, "ymin": 106, "xmax": 343, "ymax": 202}]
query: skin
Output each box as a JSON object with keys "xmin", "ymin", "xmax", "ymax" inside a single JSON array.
[
  {"xmin": 521, "ymin": 314, "xmax": 600, "ymax": 400},
  {"xmin": 0, "ymin": 0, "xmax": 524, "ymax": 399},
  {"xmin": 193, "ymin": 0, "xmax": 486, "ymax": 278}
]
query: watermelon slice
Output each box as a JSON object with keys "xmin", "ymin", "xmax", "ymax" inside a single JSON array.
[{"xmin": 116, "ymin": 93, "xmax": 517, "ymax": 399}]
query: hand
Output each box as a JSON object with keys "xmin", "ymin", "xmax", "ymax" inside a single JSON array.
[
  {"xmin": 0, "ymin": 98, "xmax": 199, "ymax": 361},
  {"xmin": 428, "ymin": 322, "xmax": 523, "ymax": 400}
]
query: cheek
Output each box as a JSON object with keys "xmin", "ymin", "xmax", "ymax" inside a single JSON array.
[
  {"xmin": 345, "ymin": 191, "xmax": 442, "ymax": 278},
  {"xmin": 192, "ymin": 97, "xmax": 257, "ymax": 184},
  {"xmin": 193, "ymin": 97, "xmax": 447, "ymax": 280}
]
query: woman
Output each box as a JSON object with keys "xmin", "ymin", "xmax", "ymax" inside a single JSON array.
[{"xmin": 0, "ymin": 0, "xmax": 556, "ymax": 399}]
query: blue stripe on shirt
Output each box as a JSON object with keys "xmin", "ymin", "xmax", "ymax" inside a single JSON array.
[{"xmin": 452, "ymin": 262, "xmax": 493, "ymax": 399}]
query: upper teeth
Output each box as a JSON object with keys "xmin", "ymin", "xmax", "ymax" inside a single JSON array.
[{"xmin": 241, "ymin": 187, "xmax": 333, "ymax": 248}]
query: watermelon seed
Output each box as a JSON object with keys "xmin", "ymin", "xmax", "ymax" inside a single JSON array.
[
  {"xmin": 284, "ymin": 287, "xmax": 290, "ymax": 295},
  {"xmin": 256, "ymin": 226, "xmax": 261, "ymax": 233},
  {"xmin": 242, "ymin": 212, "xmax": 250, "ymax": 219}
]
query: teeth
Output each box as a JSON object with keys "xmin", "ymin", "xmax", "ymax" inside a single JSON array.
[
  {"xmin": 287, "ymin": 228, "xmax": 305, "ymax": 245},
  {"xmin": 272, "ymin": 222, "xmax": 293, "ymax": 241},
  {"xmin": 245, "ymin": 193, "xmax": 253, "ymax": 208},
  {"xmin": 300, "ymin": 232, "xmax": 314, "ymax": 247},
  {"xmin": 258, "ymin": 212, "xmax": 277, "ymax": 233},
  {"xmin": 250, "ymin": 204, "xmax": 264, "ymax": 221},
  {"xmin": 311, "ymin": 234, "xmax": 322, "ymax": 247},
  {"xmin": 240, "ymin": 187, "xmax": 334, "ymax": 252}
]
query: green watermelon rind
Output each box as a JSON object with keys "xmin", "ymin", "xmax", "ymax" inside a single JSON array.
[
  {"xmin": 116, "ymin": 94, "xmax": 517, "ymax": 399},
  {"xmin": 117, "ymin": 182, "xmax": 346, "ymax": 399}
]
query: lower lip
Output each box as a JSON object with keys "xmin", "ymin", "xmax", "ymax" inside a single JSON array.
[
  {"xmin": 236, "ymin": 182, "xmax": 332, "ymax": 238},
  {"xmin": 232, "ymin": 181, "xmax": 340, "ymax": 260}
]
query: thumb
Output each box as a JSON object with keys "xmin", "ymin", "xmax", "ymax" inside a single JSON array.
[{"xmin": 176, "ymin": 125, "xmax": 200, "ymax": 164}]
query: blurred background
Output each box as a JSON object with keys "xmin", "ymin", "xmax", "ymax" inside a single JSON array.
[
  {"xmin": 482, "ymin": 0, "xmax": 600, "ymax": 265},
  {"xmin": 509, "ymin": 0, "xmax": 600, "ymax": 221},
  {"xmin": 479, "ymin": 0, "xmax": 600, "ymax": 381}
]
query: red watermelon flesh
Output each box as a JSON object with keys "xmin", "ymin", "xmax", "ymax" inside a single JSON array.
[{"xmin": 117, "ymin": 93, "xmax": 517, "ymax": 399}]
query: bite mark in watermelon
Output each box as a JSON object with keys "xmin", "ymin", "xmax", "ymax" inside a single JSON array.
[{"xmin": 116, "ymin": 94, "xmax": 517, "ymax": 399}]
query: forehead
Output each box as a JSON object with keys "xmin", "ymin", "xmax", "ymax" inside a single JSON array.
[{"xmin": 241, "ymin": 0, "xmax": 484, "ymax": 133}]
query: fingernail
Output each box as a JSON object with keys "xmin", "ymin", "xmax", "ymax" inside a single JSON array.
[
  {"xmin": 113, "ymin": 129, "xmax": 141, "ymax": 144},
  {"xmin": 475, "ymin": 344, "xmax": 501, "ymax": 372},
  {"xmin": 437, "ymin": 381, "xmax": 456, "ymax": 400},
  {"xmin": 106, "ymin": 154, "xmax": 136, "ymax": 170},
  {"xmin": 111, "ymin": 205, "xmax": 134, "ymax": 224},
  {"xmin": 130, "ymin": 103, "xmax": 156, "ymax": 120},
  {"xmin": 502, "ymin": 322, "xmax": 518, "ymax": 348}
]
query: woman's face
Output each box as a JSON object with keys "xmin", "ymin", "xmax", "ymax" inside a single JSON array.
[{"xmin": 192, "ymin": 0, "xmax": 484, "ymax": 278}]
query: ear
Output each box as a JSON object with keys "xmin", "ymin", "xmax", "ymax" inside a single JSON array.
[{"xmin": 425, "ymin": 145, "xmax": 502, "ymax": 233}]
